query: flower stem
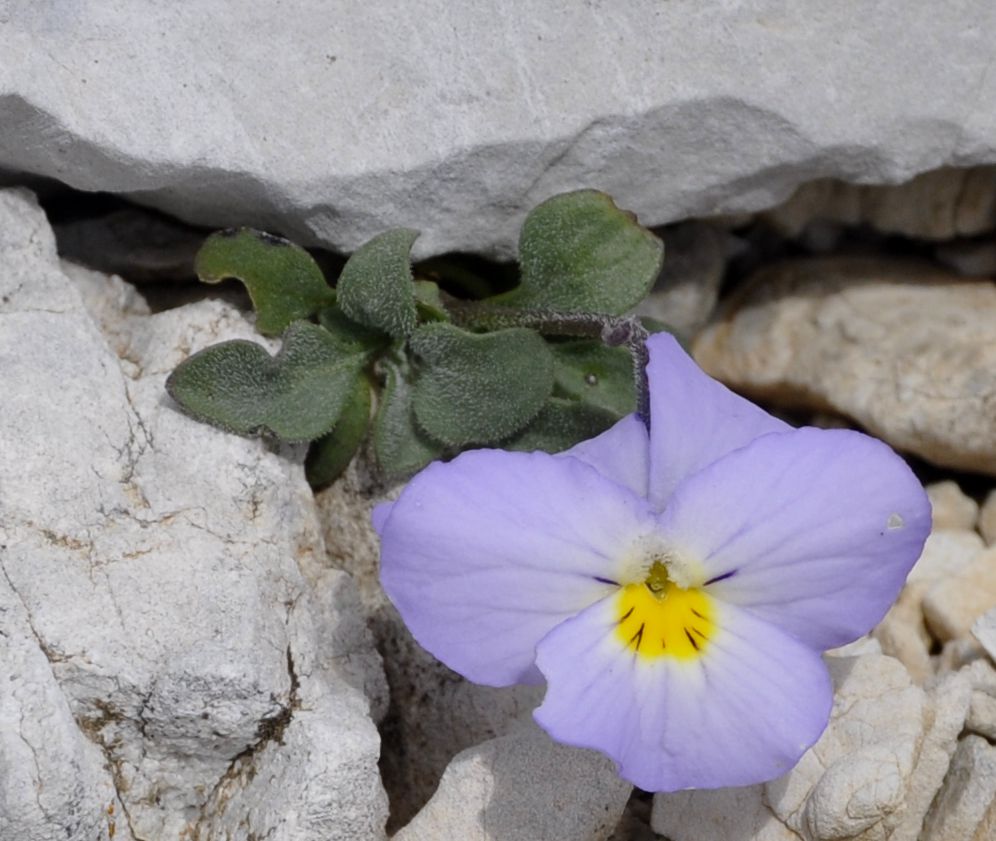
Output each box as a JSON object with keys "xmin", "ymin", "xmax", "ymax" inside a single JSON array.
[{"xmin": 446, "ymin": 300, "xmax": 651, "ymax": 428}]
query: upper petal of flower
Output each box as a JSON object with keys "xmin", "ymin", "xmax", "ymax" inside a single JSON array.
[
  {"xmin": 646, "ymin": 333, "xmax": 789, "ymax": 510},
  {"xmin": 559, "ymin": 412, "xmax": 650, "ymax": 498},
  {"xmin": 533, "ymin": 594, "xmax": 832, "ymax": 791},
  {"xmin": 378, "ymin": 449, "xmax": 659, "ymax": 686},
  {"xmin": 656, "ymin": 427, "xmax": 931, "ymax": 650}
]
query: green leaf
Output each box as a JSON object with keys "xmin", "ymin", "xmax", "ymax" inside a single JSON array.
[
  {"xmin": 494, "ymin": 190, "xmax": 664, "ymax": 315},
  {"xmin": 505, "ymin": 398, "xmax": 619, "ymax": 453},
  {"xmin": 317, "ymin": 305, "xmax": 390, "ymax": 351},
  {"xmin": 550, "ymin": 340, "xmax": 636, "ymax": 415},
  {"xmin": 305, "ymin": 375, "xmax": 372, "ymax": 487},
  {"xmin": 410, "ymin": 323, "xmax": 554, "ymax": 447},
  {"xmin": 195, "ymin": 229, "xmax": 335, "ymax": 336},
  {"xmin": 414, "ymin": 279, "xmax": 449, "ymax": 322},
  {"xmin": 337, "ymin": 229, "xmax": 419, "ymax": 339},
  {"xmin": 373, "ymin": 353, "xmax": 444, "ymax": 478},
  {"xmin": 166, "ymin": 321, "xmax": 369, "ymax": 442}
]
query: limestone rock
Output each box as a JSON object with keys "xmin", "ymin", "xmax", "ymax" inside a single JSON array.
[
  {"xmin": 694, "ymin": 258, "xmax": 996, "ymax": 475},
  {"xmin": 907, "ymin": 530, "xmax": 987, "ymax": 587},
  {"xmin": 874, "ymin": 587, "xmax": 933, "ymax": 683},
  {"xmin": 3, "ymin": 5, "xmax": 996, "ymax": 258},
  {"xmin": 921, "ymin": 735, "xmax": 996, "ymax": 841},
  {"xmin": 0, "ymin": 188, "xmax": 388, "ymax": 840},
  {"xmin": 923, "ymin": 546, "xmax": 996, "ymax": 642},
  {"xmin": 926, "ymin": 481, "xmax": 979, "ymax": 532},
  {"xmin": 979, "ymin": 490, "xmax": 996, "ymax": 545},
  {"xmin": 393, "ymin": 721, "xmax": 631, "ymax": 841},
  {"xmin": 972, "ymin": 607, "xmax": 996, "ymax": 663},
  {"xmin": 762, "ymin": 167, "xmax": 996, "ymax": 241}
]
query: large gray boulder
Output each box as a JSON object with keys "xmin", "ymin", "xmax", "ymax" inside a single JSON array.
[{"xmin": 2, "ymin": 2, "xmax": 995, "ymax": 257}]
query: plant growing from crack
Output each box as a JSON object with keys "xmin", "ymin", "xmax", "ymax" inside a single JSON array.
[{"xmin": 166, "ymin": 190, "xmax": 667, "ymax": 485}]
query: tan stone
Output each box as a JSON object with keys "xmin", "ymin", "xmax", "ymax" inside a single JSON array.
[
  {"xmin": 763, "ymin": 167, "xmax": 996, "ymax": 241},
  {"xmin": 966, "ymin": 691, "xmax": 996, "ymax": 741},
  {"xmin": 979, "ymin": 490, "xmax": 996, "ymax": 545},
  {"xmin": 923, "ymin": 546, "xmax": 996, "ymax": 642},
  {"xmin": 907, "ymin": 530, "xmax": 986, "ymax": 587},
  {"xmin": 889, "ymin": 670, "xmax": 973, "ymax": 841},
  {"xmin": 927, "ymin": 481, "xmax": 979, "ymax": 531},
  {"xmin": 921, "ymin": 735, "xmax": 996, "ymax": 841},
  {"xmin": 972, "ymin": 607, "xmax": 996, "ymax": 664},
  {"xmin": 874, "ymin": 585, "xmax": 933, "ymax": 683},
  {"xmin": 693, "ymin": 258, "xmax": 996, "ymax": 475}
]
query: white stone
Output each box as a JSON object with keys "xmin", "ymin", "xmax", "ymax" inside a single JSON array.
[
  {"xmin": 694, "ymin": 258, "xmax": 996, "ymax": 475},
  {"xmin": 972, "ymin": 607, "xmax": 996, "ymax": 663},
  {"xmin": 923, "ymin": 545, "xmax": 996, "ymax": 642},
  {"xmin": 0, "ymin": 188, "xmax": 388, "ymax": 840},
  {"xmin": 921, "ymin": 735, "xmax": 996, "ymax": 841},
  {"xmin": 394, "ymin": 721, "xmax": 631, "ymax": 841},
  {"xmin": 926, "ymin": 481, "xmax": 979, "ymax": 532},
  {"xmin": 980, "ymin": 490, "xmax": 996, "ymax": 545},
  {"xmin": 2, "ymin": 4, "xmax": 996, "ymax": 258},
  {"xmin": 906, "ymin": 530, "xmax": 986, "ymax": 586}
]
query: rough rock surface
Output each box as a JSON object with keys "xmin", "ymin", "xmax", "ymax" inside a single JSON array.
[
  {"xmin": 926, "ymin": 481, "xmax": 979, "ymax": 532},
  {"xmin": 0, "ymin": 188, "xmax": 387, "ymax": 840},
  {"xmin": 694, "ymin": 258, "xmax": 996, "ymax": 475},
  {"xmin": 761, "ymin": 167, "xmax": 996, "ymax": 241},
  {"xmin": 921, "ymin": 735, "xmax": 996, "ymax": 841},
  {"xmin": 394, "ymin": 721, "xmax": 631, "ymax": 841},
  {"xmin": 651, "ymin": 653, "xmax": 972, "ymax": 841},
  {"xmin": 3, "ymin": 3, "xmax": 996, "ymax": 257},
  {"xmin": 923, "ymin": 545, "xmax": 996, "ymax": 642}
]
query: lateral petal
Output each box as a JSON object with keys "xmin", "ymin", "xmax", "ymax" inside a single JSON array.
[
  {"xmin": 657, "ymin": 427, "xmax": 931, "ymax": 650},
  {"xmin": 378, "ymin": 449, "xmax": 658, "ymax": 686}
]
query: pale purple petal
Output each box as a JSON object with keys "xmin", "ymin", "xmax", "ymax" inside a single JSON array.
[
  {"xmin": 378, "ymin": 450, "xmax": 658, "ymax": 686},
  {"xmin": 646, "ymin": 333, "xmax": 789, "ymax": 510},
  {"xmin": 559, "ymin": 412, "xmax": 650, "ymax": 497},
  {"xmin": 533, "ymin": 596, "xmax": 832, "ymax": 791},
  {"xmin": 657, "ymin": 427, "xmax": 931, "ymax": 650},
  {"xmin": 371, "ymin": 501, "xmax": 393, "ymax": 534}
]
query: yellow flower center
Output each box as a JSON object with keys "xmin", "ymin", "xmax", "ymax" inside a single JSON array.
[{"xmin": 615, "ymin": 561, "xmax": 715, "ymax": 660}]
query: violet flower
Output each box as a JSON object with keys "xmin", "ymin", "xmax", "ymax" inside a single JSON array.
[{"xmin": 374, "ymin": 334, "xmax": 930, "ymax": 791}]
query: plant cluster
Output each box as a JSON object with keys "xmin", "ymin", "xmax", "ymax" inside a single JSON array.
[{"xmin": 166, "ymin": 190, "xmax": 666, "ymax": 485}]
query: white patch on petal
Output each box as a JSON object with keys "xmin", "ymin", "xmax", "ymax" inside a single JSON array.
[{"xmin": 887, "ymin": 513, "xmax": 905, "ymax": 530}]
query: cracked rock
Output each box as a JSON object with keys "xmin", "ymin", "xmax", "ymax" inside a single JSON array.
[
  {"xmin": 694, "ymin": 258, "xmax": 996, "ymax": 475},
  {"xmin": 0, "ymin": 187, "xmax": 387, "ymax": 840},
  {"xmin": 2, "ymin": 6, "xmax": 996, "ymax": 258}
]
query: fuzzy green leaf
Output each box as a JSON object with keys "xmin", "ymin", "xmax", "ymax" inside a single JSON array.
[
  {"xmin": 505, "ymin": 398, "xmax": 619, "ymax": 453},
  {"xmin": 305, "ymin": 375, "xmax": 372, "ymax": 487},
  {"xmin": 410, "ymin": 323, "xmax": 554, "ymax": 447},
  {"xmin": 337, "ymin": 229, "xmax": 419, "ymax": 339},
  {"xmin": 195, "ymin": 229, "xmax": 335, "ymax": 336},
  {"xmin": 550, "ymin": 340, "xmax": 636, "ymax": 416},
  {"xmin": 414, "ymin": 279, "xmax": 449, "ymax": 322},
  {"xmin": 373, "ymin": 354, "xmax": 445, "ymax": 478},
  {"xmin": 166, "ymin": 321, "xmax": 369, "ymax": 442},
  {"xmin": 494, "ymin": 190, "xmax": 664, "ymax": 315}
]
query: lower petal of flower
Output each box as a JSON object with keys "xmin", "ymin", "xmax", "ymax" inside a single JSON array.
[{"xmin": 533, "ymin": 596, "xmax": 833, "ymax": 791}]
